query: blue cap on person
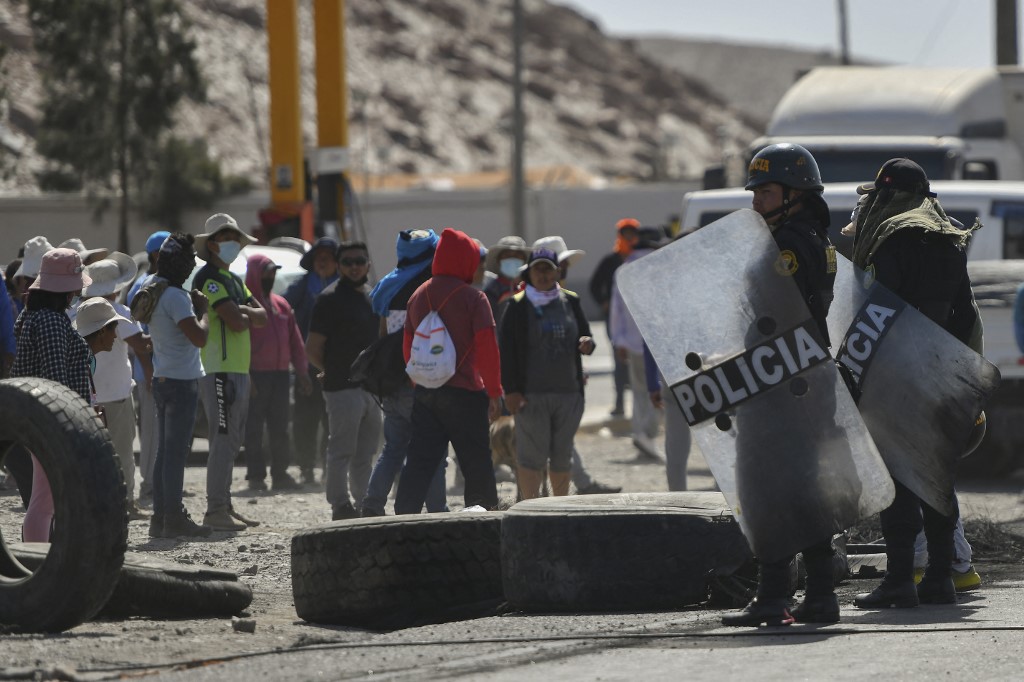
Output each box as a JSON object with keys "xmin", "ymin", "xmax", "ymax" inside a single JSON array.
[{"xmin": 146, "ymin": 231, "xmax": 171, "ymax": 255}]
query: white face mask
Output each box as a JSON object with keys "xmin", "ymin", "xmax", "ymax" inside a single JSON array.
[
  {"xmin": 215, "ymin": 240, "xmax": 242, "ymax": 265},
  {"xmin": 499, "ymin": 258, "xmax": 524, "ymax": 279}
]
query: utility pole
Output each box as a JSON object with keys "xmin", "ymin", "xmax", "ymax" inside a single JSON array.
[
  {"xmin": 511, "ymin": 0, "xmax": 525, "ymax": 239},
  {"xmin": 996, "ymin": 0, "xmax": 1019, "ymax": 65},
  {"xmin": 836, "ymin": 0, "xmax": 850, "ymax": 65},
  {"xmin": 314, "ymin": 0, "xmax": 350, "ymax": 240}
]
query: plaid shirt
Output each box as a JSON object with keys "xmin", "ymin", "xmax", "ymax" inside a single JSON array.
[{"xmin": 12, "ymin": 308, "xmax": 92, "ymax": 402}]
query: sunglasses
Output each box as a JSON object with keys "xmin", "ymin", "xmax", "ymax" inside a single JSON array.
[{"xmin": 339, "ymin": 257, "xmax": 368, "ymax": 267}]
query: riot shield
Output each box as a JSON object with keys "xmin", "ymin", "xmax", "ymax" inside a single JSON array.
[
  {"xmin": 828, "ymin": 255, "xmax": 1001, "ymax": 516},
  {"xmin": 617, "ymin": 209, "xmax": 893, "ymax": 563}
]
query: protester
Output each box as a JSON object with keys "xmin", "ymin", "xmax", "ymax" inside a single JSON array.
[
  {"xmin": 194, "ymin": 213, "xmax": 267, "ymax": 532},
  {"xmin": 394, "ymin": 228, "xmax": 503, "ymax": 514},
  {"xmin": 360, "ymin": 229, "xmax": 449, "ymax": 517},
  {"xmin": 609, "ymin": 226, "xmax": 666, "ymax": 461},
  {"xmin": 500, "ymin": 247, "xmax": 594, "ymax": 498},
  {"xmin": 81, "ymin": 252, "xmax": 152, "ymax": 519},
  {"xmin": 243, "ymin": 253, "xmax": 309, "ymax": 492},
  {"xmin": 284, "ymin": 236, "xmax": 339, "ymax": 485},
  {"xmin": 482, "ymin": 235, "xmax": 530, "ymax": 321},
  {"xmin": 850, "ymin": 159, "xmax": 982, "ymax": 609},
  {"xmin": 10, "ymin": 248, "xmax": 93, "ymax": 542},
  {"xmin": 589, "ymin": 218, "xmax": 640, "ymax": 417},
  {"xmin": 0, "ymin": 269, "xmax": 14, "ymax": 378},
  {"xmin": 305, "ymin": 241, "xmax": 382, "ymax": 520},
  {"xmin": 531, "ymin": 235, "xmax": 620, "ymax": 495},
  {"xmin": 126, "ymin": 230, "xmax": 170, "ymax": 502},
  {"xmin": 143, "ymin": 233, "xmax": 212, "ymax": 539}
]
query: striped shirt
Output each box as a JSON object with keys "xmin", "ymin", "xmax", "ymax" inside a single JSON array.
[{"xmin": 12, "ymin": 308, "xmax": 92, "ymax": 402}]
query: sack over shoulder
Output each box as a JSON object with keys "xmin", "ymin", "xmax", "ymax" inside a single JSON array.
[
  {"xmin": 349, "ymin": 330, "xmax": 408, "ymax": 398},
  {"xmin": 129, "ymin": 279, "xmax": 169, "ymax": 325}
]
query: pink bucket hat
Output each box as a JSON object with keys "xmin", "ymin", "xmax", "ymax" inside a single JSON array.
[{"xmin": 29, "ymin": 248, "xmax": 93, "ymax": 293}]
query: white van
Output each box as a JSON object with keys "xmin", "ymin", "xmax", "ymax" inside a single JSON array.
[{"xmin": 679, "ymin": 181, "xmax": 1024, "ymax": 474}]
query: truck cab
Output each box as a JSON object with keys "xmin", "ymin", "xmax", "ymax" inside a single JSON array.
[{"xmin": 749, "ymin": 67, "xmax": 1024, "ymax": 183}]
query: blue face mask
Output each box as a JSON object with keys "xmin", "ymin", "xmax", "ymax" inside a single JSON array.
[
  {"xmin": 215, "ymin": 240, "xmax": 242, "ymax": 265},
  {"xmin": 499, "ymin": 258, "xmax": 524, "ymax": 279}
]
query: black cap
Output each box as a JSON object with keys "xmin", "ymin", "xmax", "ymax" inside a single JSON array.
[{"xmin": 857, "ymin": 158, "xmax": 937, "ymax": 197}]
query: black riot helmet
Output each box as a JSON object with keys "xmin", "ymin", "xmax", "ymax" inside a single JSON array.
[{"xmin": 745, "ymin": 143, "xmax": 824, "ymax": 192}]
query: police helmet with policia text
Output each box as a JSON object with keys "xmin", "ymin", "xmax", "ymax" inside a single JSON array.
[{"xmin": 745, "ymin": 143, "xmax": 824, "ymax": 192}]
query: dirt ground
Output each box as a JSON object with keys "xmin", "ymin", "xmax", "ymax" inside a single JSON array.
[{"xmin": 1, "ymin": 423, "xmax": 1022, "ymax": 680}]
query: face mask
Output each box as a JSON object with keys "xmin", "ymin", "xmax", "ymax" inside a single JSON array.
[
  {"xmin": 499, "ymin": 258, "xmax": 524, "ymax": 279},
  {"xmin": 215, "ymin": 241, "xmax": 242, "ymax": 264}
]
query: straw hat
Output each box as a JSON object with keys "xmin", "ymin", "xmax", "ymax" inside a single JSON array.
[
  {"xmin": 194, "ymin": 213, "xmax": 256, "ymax": 261},
  {"xmin": 73, "ymin": 297, "xmax": 130, "ymax": 337},
  {"xmin": 82, "ymin": 252, "xmax": 139, "ymax": 297},
  {"xmin": 532, "ymin": 236, "xmax": 585, "ymax": 268},
  {"xmin": 59, "ymin": 238, "xmax": 110, "ymax": 265}
]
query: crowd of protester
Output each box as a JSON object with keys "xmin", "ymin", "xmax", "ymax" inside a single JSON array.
[{"xmin": 0, "ymin": 214, "xmax": 681, "ymax": 541}]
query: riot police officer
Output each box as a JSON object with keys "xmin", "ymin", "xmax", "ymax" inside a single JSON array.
[
  {"xmin": 849, "ymin": 158, "xmax": 980, "ymax": 609},
  {"xmin": 723, "ymin": 142, "xmax": 842, "ymax": 626}
]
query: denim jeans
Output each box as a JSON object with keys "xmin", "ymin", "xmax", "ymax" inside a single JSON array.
[
  {"xmin": 395, "ymin": 386, "xmax": 497, "ymax": 514},
  {"xmin": 152, "ymin": 377, "xmax": 200, "ymax": 517},
  {"xmin": 361, "ymin": 385, "xmax": 447, "ymax": 515}
]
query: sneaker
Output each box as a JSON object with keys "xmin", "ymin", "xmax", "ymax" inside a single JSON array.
[
  {"xmin": 203, "ymin": 508, "xmax": 248, "ymax": 532},
  {"xmin": 577, "ymin": 481, "xmax": 622, "ymax": 495},
  {"xmin": 148, "ymin": 514, "xmax": 164, "ymax": 538},
  {"xmin": 301, "ymin": 469, "xmax": 317, "ymax": 485},
  {"xmin": 953, "ymin": 565, "xmax": 982, "ymax": 591},
  {"xmin": 272, "ymin": 473, "xmax": 300, "ymax": 491},
  {"xmin": 164, "ymin": 509, "xmax": 213, "ymax": 538},
  {"xmin": 229, "ymin": 505, "xmax": 261, "ymax": 527},
  {"xmin": 247, "ymin": 479, "xmax": 268, "ymax": 492},
  {"xmin": 332, "ymin": 503, "xmax": 359, "ymax": 521},
  {"xmin": 127, "ymin": 500, "xmax": 151, "ymax": 521}
]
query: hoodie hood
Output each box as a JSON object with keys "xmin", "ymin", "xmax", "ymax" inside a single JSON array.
[
  {"xmin": 245, "ymin": 253, "xmax": 278, "ymax": 308},
  {"xmin": 431, "ymin": 228, "xmax": 478, "ymax": 283}
]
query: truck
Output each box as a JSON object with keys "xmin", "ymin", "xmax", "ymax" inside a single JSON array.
[{"xmin": 748, "ymin": 66, "xmax": 1024, "ymax": 183}]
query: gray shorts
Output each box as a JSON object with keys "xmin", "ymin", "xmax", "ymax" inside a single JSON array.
[{"xmin": 514, "ymin": 392, "xmax": 584, "ymax": 472}]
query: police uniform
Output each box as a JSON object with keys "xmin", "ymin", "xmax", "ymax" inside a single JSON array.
[{"xmin": 852, "ymin": 158, "xmax": 978, "ymax": 609}]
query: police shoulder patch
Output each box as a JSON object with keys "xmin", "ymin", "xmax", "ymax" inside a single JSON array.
[
  {"xmin": 775, "ymin": 249, "xmax": 799, "ymax": 276},
  {"xmin": 205, "ymin": 281, "xmax": 220, "ymax": 295}
]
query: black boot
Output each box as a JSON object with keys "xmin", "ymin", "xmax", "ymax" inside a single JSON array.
[
  {"xmin": 917, "ymin": 576, "xmax": 957, "ymax": 604},
  {"xmin": 722, "ymin": 597, "xmax": 794, "ymax": 627},
  {"xmin": 792, "ymin": 593, "xmax": 840, "ymax": 623},
  {"xmin": 854, "ymin": 579, "xmax": 919, "ymax": 609}
]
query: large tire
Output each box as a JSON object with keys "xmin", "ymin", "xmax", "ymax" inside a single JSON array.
[
  {"xmin": 291, "ymin": 512, "xmax": 503, "ymax": 629},
  {"xmin": 10, "ymin": 544, "xmax": 252, "ymax": 619},
  {"xmin": 0, "ymin": 378, "xmax": 127, "ymax": 632},
  {"xmin": 501, "ymin": 492, "xmax": 752, "ymax": 612}
]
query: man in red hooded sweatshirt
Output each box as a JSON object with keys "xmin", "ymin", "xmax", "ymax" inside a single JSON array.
[
  {"xmin": 243, "ymin": 253, "xmax": 311, "ymax": 492},
  {"xmin": 394, "ymin": 228, "xmax": 503, "ymax": 513}
]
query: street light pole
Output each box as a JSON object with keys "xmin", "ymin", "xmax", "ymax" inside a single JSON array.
[
  {"xmin": 511, "ymin": 0, "xmax": 525, "ymax": 238},
  {"xmin": 836, "ymin": 0, "xmax": 850, "ymax": 65}
]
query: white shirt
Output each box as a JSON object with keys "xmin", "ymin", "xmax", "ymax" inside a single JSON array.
[{"xmin": 92, "ymin": 300, "xmax": 143, "ymax": 403}]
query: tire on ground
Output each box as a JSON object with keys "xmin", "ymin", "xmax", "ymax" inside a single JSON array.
[
  {"xmin": 291, "ymin": 512, "xmax": 503, "ymax": 629},
  {"xmin": 0, "ymin": 378, "xmax": 128, "ymax": 632},
  {"xmin": 10, "ymin": 544, "xmax": 252, "ymax": 619},
  {"xmin": 501, "ymin": 492, "xmax": 753, "ymax": 612}
]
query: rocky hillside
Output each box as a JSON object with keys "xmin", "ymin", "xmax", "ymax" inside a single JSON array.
[{"xmin": 0, "ymin": 0, "xmax": 776, "ymax": 195}]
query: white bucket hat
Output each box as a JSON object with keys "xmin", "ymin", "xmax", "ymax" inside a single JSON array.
[
  {"xmin": 73, "ymin": 297, "xmax": 130, "ymax": 337},
  {"xmin": 82, "ymin": 252, "xmax": 139, "ymax": 298},
  {"xmin": 13, "ymin": 236, "xmax": 54, "ymax": 279},
  {"xmin": 532, "ymin": 235, "xmax": 585, "ymax": 268},
  {"xmin": 194, "ymin": 213, "xmax": 256, "ymax": 261},
  {"xmin": 59, "ymin": 238, "xmax": 110, "ymax": 265}
]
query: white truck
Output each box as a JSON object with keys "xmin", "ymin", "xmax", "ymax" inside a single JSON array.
[{"xmin": 749, "ymin": 66, "xmax": 1024, "ymax": 183}]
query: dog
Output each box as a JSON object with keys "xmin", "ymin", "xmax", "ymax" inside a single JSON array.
[{"xmin": 489, "ymin": 415, "xmax": 548, "ymax": 499}]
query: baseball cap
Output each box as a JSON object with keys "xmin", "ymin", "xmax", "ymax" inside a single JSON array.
[{"xmin": 857, "ymin": 158, "xmax": 937, "ymax": 197}]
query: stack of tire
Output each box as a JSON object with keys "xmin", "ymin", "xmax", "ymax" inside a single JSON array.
[{"xmin": 291, "ymin": 491, "xmax": 755, "ymax": 629}]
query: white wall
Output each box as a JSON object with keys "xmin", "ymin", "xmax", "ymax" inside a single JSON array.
[{"xmin": 0, "ymin": 182, "xmax": 697, "ymax": 318}]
